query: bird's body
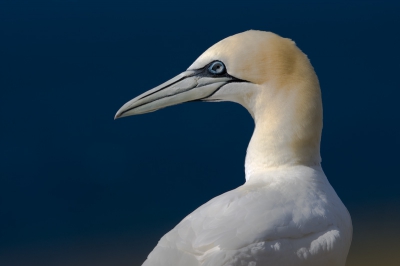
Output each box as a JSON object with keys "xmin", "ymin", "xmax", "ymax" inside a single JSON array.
[
  {"xmin": 143, "ymin": 166, "xmax": 351, "ymax": 266},
  {"xmin": 116, "ymin": 30, "xmax": 352, "ymax": 265}
]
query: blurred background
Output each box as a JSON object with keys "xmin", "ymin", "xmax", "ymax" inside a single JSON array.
[{"xmin": 1, "ymin": 0, "xmax": 399, "ymax": 265}]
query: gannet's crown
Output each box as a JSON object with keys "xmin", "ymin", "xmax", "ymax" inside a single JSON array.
[{"xmin": 189, "ymin": 30, "xmax": 318, "ymax": 90}]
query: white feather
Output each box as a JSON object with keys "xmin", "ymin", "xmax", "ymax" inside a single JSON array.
[{"xmin": 142, "ymin": 166, "xmax": 351, "ymax": 266}]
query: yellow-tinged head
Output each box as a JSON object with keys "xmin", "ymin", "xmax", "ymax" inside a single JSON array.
[
  {"xmin": 190, "ymin": 30, "xmax": 312, "ymax": 86},
  {"xmin": 116, "ymin": 30, "xmax": 323, "ymax": 175}
]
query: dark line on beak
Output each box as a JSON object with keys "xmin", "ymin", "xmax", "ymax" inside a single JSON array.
[
  {"xmin": 195, "ymin": 79, "xmax": 249, "ymax": 101},
  {"xmin": 119, "ymin": 65, "xmax": 250, "ymax": 117},
  {"xmin": 122, "ymin": 79, "xmax": 250, "ymax": 116}
]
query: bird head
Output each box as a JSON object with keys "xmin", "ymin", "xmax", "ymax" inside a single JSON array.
[
  {"xmin": 115, "ymin": 30, "xmax": 323, "ymax": 169},
  {"xmin": 115, "ymin": 30, "xmax": 320, "ymax": 121}
]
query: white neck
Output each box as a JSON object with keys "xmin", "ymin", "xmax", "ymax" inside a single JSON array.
[{"xmin": 243, "ymin": 81, "xmax": 323, "ymax": 181}]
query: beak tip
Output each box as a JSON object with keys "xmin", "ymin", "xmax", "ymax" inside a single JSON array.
[{"xmin": 114, "ymin": 110, "xmax": 123, "ymax": 120}]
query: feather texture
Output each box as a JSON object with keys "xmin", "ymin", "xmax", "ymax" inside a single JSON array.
[{"xmin": 142, "ymin": 166, "xmax": 351, "ymax": 266}]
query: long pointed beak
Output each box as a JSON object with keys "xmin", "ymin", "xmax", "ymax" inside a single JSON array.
[{"xmin": 115, "ymin": 70, "xmax": 231, "ymax": 119}]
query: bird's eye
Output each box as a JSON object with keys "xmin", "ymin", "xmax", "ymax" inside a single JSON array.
[{"xmin": 208, "ymin": 61, "xmax": 226, "ymax": 75}]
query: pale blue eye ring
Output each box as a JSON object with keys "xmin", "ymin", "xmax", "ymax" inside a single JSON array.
[{"xmin": 208, "ymin": 61, "xmax": 225, "ymax": 74}]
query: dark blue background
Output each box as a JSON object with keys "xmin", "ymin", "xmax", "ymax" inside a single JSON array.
[{"xmin": 1, "ymin": 1, "xmax": 399, "ymax": 265}]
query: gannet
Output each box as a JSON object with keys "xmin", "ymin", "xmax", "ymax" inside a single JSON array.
[{"xmin": 115, "ymin": 30, "xmax": 352, "ymax": 266}]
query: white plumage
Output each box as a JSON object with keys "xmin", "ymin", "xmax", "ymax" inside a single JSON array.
[{"xmin": 115, "ymin": 30, "xmax": 352, "ymax": 266}]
